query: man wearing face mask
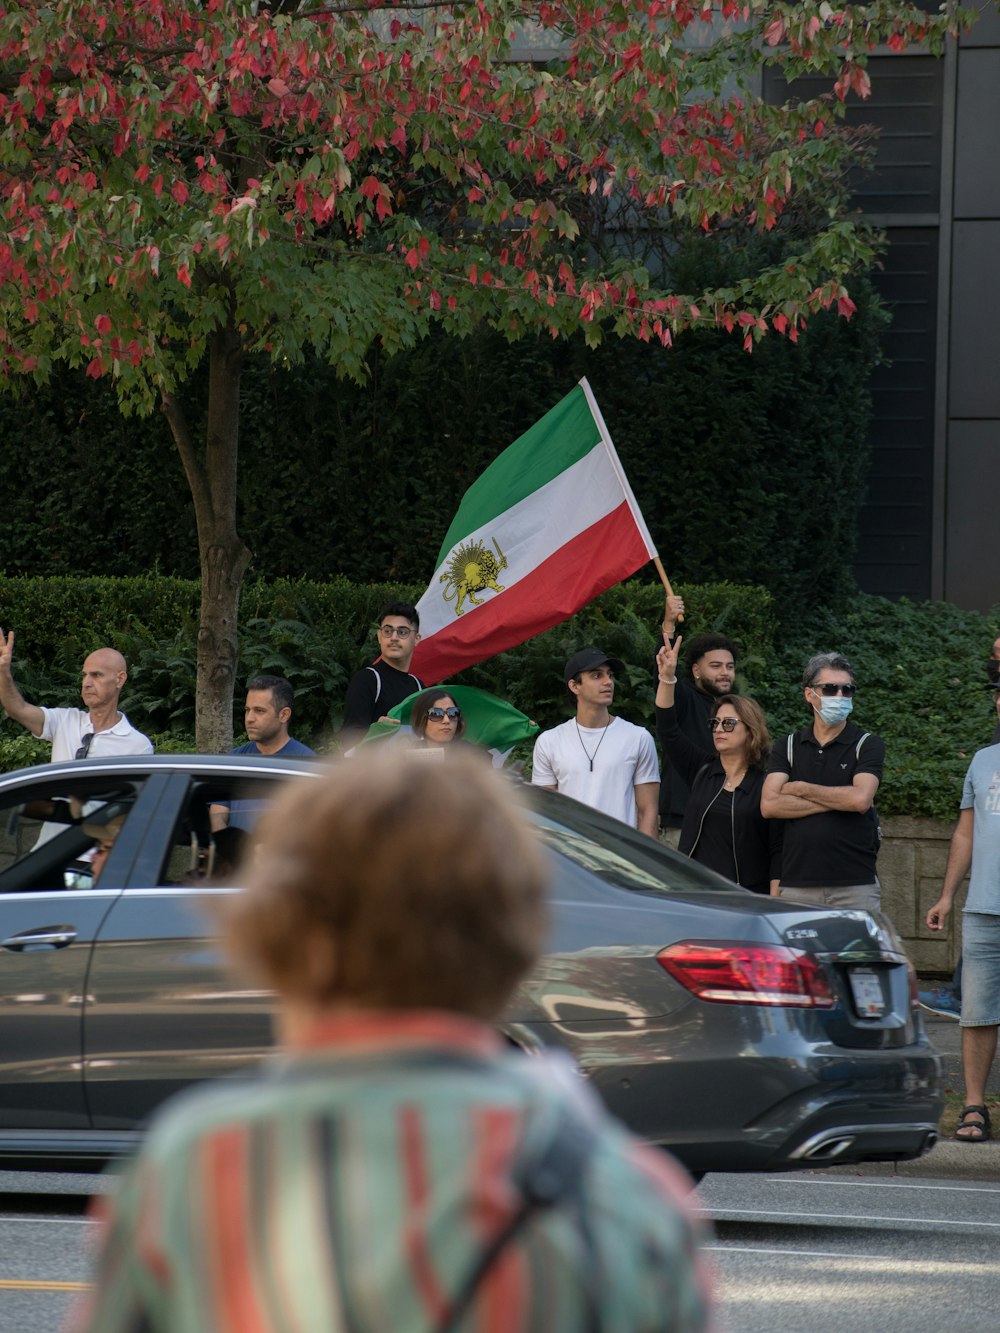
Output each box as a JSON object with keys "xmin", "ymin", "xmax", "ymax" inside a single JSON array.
[{"xmin": 761, "ymin": 652, "xmax": 885, "ymax": 911}]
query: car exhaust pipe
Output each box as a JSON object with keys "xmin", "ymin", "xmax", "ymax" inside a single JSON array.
[
  {"xmin": 801, "ymin": 1134, "xmax": 857, "ymax": 1161},
  {"xmin": 922, "ymin": 1130, "xmax": 938, "ymax": 1155}
]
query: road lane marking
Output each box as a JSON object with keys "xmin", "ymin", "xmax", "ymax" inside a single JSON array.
[
  {"xmin": 768, "ymin": 1178, "xmax": 1000, "ymax": 1194},
  {"xmin": 703, "ymin": 1245, "xmax": 997, "ymax": 1268},
  {"xmin": 697, "ymin": 1207, "xmax": 1000, "ymax": 1227},
  {"xmin": 0, "ymin": 1278, "xmax": 90, "ymax": 1291}
]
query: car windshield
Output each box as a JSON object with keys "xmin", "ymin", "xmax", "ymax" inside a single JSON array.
[{"xmin": 525, "ymin": 790, "xmax": 738, "ymax": 897}]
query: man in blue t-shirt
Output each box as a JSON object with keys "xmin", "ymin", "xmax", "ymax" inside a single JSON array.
[{"xmin": 210, "ymin": 675, "xmax": 315, "ymax": 832}]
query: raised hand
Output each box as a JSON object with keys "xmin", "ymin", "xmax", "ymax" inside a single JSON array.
[
  {"xmin": 656, "ymin": 635, "xmax": 682, "ymax": 685},
  {"xmin": 0, "ymin": 627, "xmax": 14, "ymax": 675},
  {"xmin": 662, "ymin": 594, "xmax": 685, "ymax": 638}
]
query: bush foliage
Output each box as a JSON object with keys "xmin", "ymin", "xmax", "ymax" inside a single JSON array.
[{"xmin": 1, "ymin": 576, "xmax": 996, "ymax": 821}]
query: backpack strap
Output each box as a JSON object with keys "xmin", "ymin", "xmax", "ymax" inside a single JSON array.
[
  {"xmin": 436, "ymin": 1108, "xmax": 598, "ymax": 1333},
  {"xmin": 786, "ymin": 732, "xmax": 794, "ymax": 771},
  {"xmin": 855, "ymin": 731, "xmax": 870, "ymax": 760},
  {"xmin": 366, "ymin": 665, "xmax": 381, "ymax": 705}
]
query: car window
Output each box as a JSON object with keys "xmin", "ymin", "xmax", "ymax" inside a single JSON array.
[
  {"xmin": 528, "ymin": 799, "xmax": 736, "ymax": 896},
  {"xmin": 0, "ymin": 777, "xmax": 142, "ymax": 892},
  {"xmin": 159, "ymin": 777, "xmax": 280, "ymax": 886}
]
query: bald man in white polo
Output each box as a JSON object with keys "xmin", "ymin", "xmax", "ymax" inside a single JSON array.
[{"xmin": 0, "ymin": 630, "xmax": 153, "ymax": 762}]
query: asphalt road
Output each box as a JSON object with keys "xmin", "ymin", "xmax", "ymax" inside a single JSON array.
[
  {"xmin": 696, "ymin": 1168, "xmax": 1000, "ymax": 1332},
  {"xmin": 0, "ymin": 1171, "xmax": 109, "ymax": 1333},
  {"xmin": 2, "ymin": 1163, "xmax": 998, "ymax": 1332}
]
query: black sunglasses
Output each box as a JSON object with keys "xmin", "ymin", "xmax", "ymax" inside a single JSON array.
[
  {"xmin": 709, "ymin": 717, "xmax": 740, "ymax": 733},
  {"xmin": 812, "ymin": 683, "xmax": 857, "ymax": 698},
  {"xmin": 427, "ymin": 706, "xmax": 461, "ymax": 721},
  {"xmin": 75, "ymin": 732, "xmax": 95, "ymax": 760}
]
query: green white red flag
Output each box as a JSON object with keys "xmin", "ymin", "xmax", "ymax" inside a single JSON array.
[{"xmin": 410, "ymin": 378, "xmax": 658, "ymax": 684}]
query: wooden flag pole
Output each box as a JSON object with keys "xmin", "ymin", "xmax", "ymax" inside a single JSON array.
[
  {"xmin": 653, "ymin": 557, "xmax": 673, "ymax": 597},
  {"xmin": 653, "ymin": 556, "xmax": 684, "ymax": 624}
]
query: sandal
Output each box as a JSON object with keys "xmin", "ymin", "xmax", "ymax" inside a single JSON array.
[{"xmin": 955, "ymin": 1104, "xmax": 992, "ymax": 1143}]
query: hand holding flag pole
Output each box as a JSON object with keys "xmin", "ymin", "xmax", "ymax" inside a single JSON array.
[{"xmin": 653, "ymin": 557, "xmax": 685, "ymax": 637}]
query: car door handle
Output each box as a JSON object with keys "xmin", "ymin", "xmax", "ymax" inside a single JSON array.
[{"xmin": 1, "ymin": 926, "xmax": 78, "ymax": 951}]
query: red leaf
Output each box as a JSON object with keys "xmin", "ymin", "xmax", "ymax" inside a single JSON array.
[
  {"xmin": 171, "ymin": 180, "xmax": 189, "ymax": 205},
  {"xmin": 177, "ymin": 263, "xmax": 191, "ymax": 288},
  {"xmin": 95, "ymin": 314, "xmax": 111, "ymax": 334}
]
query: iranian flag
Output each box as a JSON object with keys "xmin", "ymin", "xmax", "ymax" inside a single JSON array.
[{"xmin": 410, "ymin": 378, "xmax": 658, "ymax": 685}]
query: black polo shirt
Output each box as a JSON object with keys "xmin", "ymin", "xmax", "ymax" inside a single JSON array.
[{"xmin": 767, "ymin": 721, "xmax": 885, "ymax": 888}]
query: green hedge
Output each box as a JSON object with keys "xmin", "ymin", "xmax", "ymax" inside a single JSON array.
[
  {"xmin": 0, "ymin": 572, "xmax": 772, "ymax": 750},
  {"xmin": 2, "ymin": 576, "xmax": 995, "ymax": 821},
  {"xmin": 0, "ymin": 267, "xmax": 884, "ymax": 623}
]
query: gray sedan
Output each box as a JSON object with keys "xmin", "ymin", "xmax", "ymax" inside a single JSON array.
[{"xmin": 0, "ymin": 754, "xmax": 942, "ymax": 1174}]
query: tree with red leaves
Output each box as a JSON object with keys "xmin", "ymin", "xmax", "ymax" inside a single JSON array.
[{"xmin": 0, "ymin": 0, "xmax": 971, "ymax": 748}]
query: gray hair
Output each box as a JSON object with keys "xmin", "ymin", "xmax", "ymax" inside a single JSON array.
[{"xmin": 802, "ymin": 652, "xmax": 855, "ymax": 689}]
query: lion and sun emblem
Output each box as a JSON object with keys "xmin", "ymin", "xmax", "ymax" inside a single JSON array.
[{"xmin": 439, "ymin": 537, "xmax": 508, "ymax": 616}]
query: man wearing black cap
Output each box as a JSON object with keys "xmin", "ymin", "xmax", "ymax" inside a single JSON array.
[{"xmin": 531, "ymin": 648, "xmax": 660, "ymax": 836}]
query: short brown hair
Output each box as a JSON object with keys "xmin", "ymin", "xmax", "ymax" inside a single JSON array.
[
  {"xmin": 713, "ymin": 694, "xmax": 771, "ymax": 770},
  {"xmin": 222, "ymin": 751, "xmax": 548, "ymax": 1019}
]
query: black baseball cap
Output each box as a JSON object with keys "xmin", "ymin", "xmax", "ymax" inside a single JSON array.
[{"xmin": 564, "ymin": 648, "xmax": 625, "ymax": 683}]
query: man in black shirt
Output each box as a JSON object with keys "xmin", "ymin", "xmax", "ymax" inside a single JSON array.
[
  {"xmin": 761, "ymin": 651, "xmax": 885, "ymax": 911},
  {"xmin": 341, "ymin": 601, "xmax": 424, "ymax": 740},
  {"xmin": 656, "ymin": 594, "xmax": 738, "ymax": 843}
]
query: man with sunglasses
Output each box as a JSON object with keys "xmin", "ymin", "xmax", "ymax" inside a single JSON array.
[
  {"xmin": 0, "ymin": 628, "xmax": 153, "ymax": 765},
  {"xmin": 761, "ymin": 652, "xmax": 884, "ymax": 911},
  {"xmin": 341, "ymin": 601, "xmax": 424, "ymax": 739}
]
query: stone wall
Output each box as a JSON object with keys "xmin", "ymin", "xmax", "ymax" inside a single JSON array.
[{"xmin": 878, "ymin": 816, "xmax": 963, "ymax": 974}]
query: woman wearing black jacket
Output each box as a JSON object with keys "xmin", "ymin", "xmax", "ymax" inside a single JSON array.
[{"xmin": 655, "ymin": 637, "xmax": 781, "ymax": 895}]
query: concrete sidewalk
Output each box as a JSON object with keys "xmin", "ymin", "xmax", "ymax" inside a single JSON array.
[{"xmin": 820, "ymin": 1011, "xmax": 1000, "ymax": 1181}]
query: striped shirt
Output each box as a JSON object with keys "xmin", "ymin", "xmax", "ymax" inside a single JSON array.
[{"xmin": 71, "ymin": 1011, "xmax": 712, "ymax": 1333}]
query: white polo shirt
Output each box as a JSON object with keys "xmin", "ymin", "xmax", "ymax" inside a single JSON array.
[{"xmin": 40, "ymin": 707, "xmax": 154, "ymax": 762}]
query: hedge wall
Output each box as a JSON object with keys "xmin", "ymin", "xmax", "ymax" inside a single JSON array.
[
  {"xmin": 0, "ymin": 275, "xmax": 884, "ymax": 623},
  {"xmin": 1, "ymin": 575, "xmax": 996, "ymax": 822},
  {"xmin": 0, "ymin": 570, "xmax": 773, "ymax": 746}
]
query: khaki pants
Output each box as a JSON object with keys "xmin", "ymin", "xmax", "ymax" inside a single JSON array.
[{"xmin": 778, "ymin": 881, "xmax": 880, "ymax": 913}]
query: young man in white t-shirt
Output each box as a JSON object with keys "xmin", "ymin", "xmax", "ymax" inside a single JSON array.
[{"xmin": 531, "ymin": 648, "xmax": 659, "ymax": 837}]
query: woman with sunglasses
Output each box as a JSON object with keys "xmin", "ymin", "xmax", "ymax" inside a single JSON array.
[
  {"xmin": 655, "ymin": 637, "xmax": 781, "ymax": 895},
  {"xmin": 409, "ymin": 689, "xmax": 470, "ymax": 751}
]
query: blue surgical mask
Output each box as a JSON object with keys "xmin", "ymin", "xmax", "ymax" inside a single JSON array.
[{"xmin": 813, "ymin": 694, "xmax": 853, "ymax": 726}]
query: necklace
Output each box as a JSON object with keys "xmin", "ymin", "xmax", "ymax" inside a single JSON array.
[
  {"xmin": 723, "ymin": 768, "xmax": 746, "ymax": 792},
  {"xmin": 575, "ymin": 719, "xmax": 612, "ymax": 771}
]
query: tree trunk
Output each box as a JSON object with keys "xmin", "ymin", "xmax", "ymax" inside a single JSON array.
[{"xmin": 161, "ymin": 323, "xmax": 251, "ymax": 753}]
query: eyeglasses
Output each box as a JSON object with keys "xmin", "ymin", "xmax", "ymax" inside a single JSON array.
[
  {"xmin": 811, "ymin": 683, "xmax": 857, "ymax": 698},
  {"xmin": 75, "ymin": 733, "xmax": 95, "ymax": 760},
  {"xmin": 709, "ymin": 717, "xmax": 741, "ymax": 733},
  {"xmin": 427, "ymin": 707, "xmax": 461, "ymax": 721},
  {"xmin": 379, "ymin": 625, "xmax": 413, "ymax": 639}
]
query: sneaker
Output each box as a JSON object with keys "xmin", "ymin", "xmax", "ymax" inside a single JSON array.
[{"xmin": 918, "ymin": 986, "xmax": 961, "ymax": 1020}]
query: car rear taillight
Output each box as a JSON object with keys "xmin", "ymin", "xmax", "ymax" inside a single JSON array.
[{"xmin": 657, "ymin": 941, "xmax": 836, "ymax": 1008}]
